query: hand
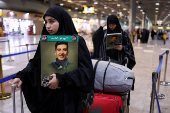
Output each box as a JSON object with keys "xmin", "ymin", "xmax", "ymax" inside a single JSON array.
[
  {"xmin": 11, "ymin": 78, "xmax": 23, "ymax": 88},
  {"xmin": 101, "ymin": 21, "xmax": 107, "ymax": 27},
  {"xmin": 48, "ymin": 74, "xmax": 59, "ymax": 89},
  {"xmin": 114, "ymin": 45, "xmax": 123, "ymax": 51}
]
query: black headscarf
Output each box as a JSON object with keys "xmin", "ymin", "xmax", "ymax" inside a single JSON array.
[
  {"xmin": 32, "ymin": 6, "xmax": 78, "ymax": 63},
  {"xmin": 107, "ymin": 15, "xmax": 122, "ymax": 33},
  {"xmin": 42, "ymin": 6, "xmax": 78, "ymax": 35}
]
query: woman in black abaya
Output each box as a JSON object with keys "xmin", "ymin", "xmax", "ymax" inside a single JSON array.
[
  {"xmin": 92, "ymin": 15, "xmax": 136, "ymax": 69},
  {"xmin": 12, "ymin": 6, "xmax": 94, "ymax": 113},
  {"xmin": 92, "ymin": 15, "xmax": 136, "ymax": 113}
]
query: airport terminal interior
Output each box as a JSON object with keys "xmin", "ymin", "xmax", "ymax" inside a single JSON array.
[{"xmin": 0, "ymin": 0, "xmax": 170, "ymax": 113}]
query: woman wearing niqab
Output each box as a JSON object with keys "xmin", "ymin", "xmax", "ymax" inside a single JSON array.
[
  {"xmin": 12, "ymin": 6, "xmax": 94, "ymax": 113},
  {"xmin": 92, "ymin": 15, "xmax": 136, "ymax": 70}
]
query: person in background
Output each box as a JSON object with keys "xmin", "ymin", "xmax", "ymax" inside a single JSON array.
[
  {"xmin": 132, "ymin": 29, "xmax": 136, "ymax": 43},
  {"xmin": 163, "ymin": 33, "xmax": 167, "ymax": 44},
  {"xmin": 151, "ymin": 29, "xmax": 155, "ymax": 40},
  {"xmin": 92, "ymin": 15, "xmax": 136, "ymax": 113},
  {"xmin": 92, "ymin": 15, "xmax": 136, "ymax": 69}
]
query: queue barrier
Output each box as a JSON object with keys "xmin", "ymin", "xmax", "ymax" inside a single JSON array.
[
  {"xmin": 26, "ymin": 43, "xmax": 38, "ymax": 61},
  {"xmin": 0, "ymin": 40, "xmax": 13, "ymax": 62},
  {"xmin": 150, "ymin": 50, "xmax": 169, "ymax": 113},
  {"xmin": 160, "ymin": 50, "xmax": 170, "ymax": 86},
  {"xmin": 0, "ymin": 46, "xmax": 37, "ymax": 100},
  {"xmin": 0, "ymin": 40, "xmax": 9, "ymax": 43}
]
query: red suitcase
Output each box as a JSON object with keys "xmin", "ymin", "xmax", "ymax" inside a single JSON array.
[{"xmin": 83, "ymin": 93, "xmax": 123, "ymax": 113}]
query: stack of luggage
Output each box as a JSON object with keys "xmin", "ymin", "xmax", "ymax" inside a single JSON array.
[{"xmin": 83, "ymin": 58, "xmax": 135, "ymax": 113}]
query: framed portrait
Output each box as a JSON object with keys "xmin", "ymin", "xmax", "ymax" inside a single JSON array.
[
  {"xmin": 40, "ymin": 35, "xmax": 78, "ymax": 86},
  {"xmin": 106, "ymin": 33, "xmax": 122, "ymax": 49}
]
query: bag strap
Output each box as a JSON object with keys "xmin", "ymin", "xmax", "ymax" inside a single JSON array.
[
  {"xmin": 103, "ymin": 61, "xmax": 111, "ymax": 93},
  {"xmin": 93, "ymin": 59, "xmax": 101, "ymax": 75}
]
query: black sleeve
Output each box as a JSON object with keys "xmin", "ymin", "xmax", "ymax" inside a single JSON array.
[
  {"xmin": 92, "ymin": 26, "xmax": 104, "ymax": 58},
  {"xmin": 14, "ymin": 62, "xmax": 34, "ymax": 82},
  {"xmin": 122, "ymin": 31, "xmax": 136, "ymax": 69},
  {"xmin": 56, "ymin": 36, "xmax": 94, "ymax": 91}
]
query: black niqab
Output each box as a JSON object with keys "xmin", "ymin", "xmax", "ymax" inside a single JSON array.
[{"xmin": 15, "ymin": 6, "xmax": 94, "ymax": 113}]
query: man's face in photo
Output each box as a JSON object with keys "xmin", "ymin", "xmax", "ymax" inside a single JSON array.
[
  {"xmin": 55, "ymin": 44, "xmax": 69, "ymax": 61},
  {"xmin": 111, "ymin": 36, "xmax": 117, "ymax": 42}
]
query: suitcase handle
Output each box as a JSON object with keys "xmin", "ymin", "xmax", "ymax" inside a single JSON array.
[{"xmin": 11, "ymin": 83, "xmax": 24, "ymax": 113}]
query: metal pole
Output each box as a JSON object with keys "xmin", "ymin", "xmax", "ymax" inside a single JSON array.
[
  {"xmin": 7, "ymin": 40, "xmax": 14, "ymax": 62},
  {"xmin": 160, "ymin": 50, "xmax": 170, "ymax": 86},
  {"xmin": 12, "ymin": 86, "xmax": 16, "ymax": 113},
  {"xmin": 20, "ymin": 88, "xmax": 24, "ymax": 113},
  {"xmin": 157, "ymin": 55, "xmax": 165, "ymax": 99},
  {"xmin": 26, "ymin": 44, "xmax": 29, "ymax": 62},
  {"xmin": 11, "ymin": 83, "xmax": 18, "ymax": 113},
  {"xmin": 150, "ymin": 72, "xmax": 157, "ymax": 113},
  {"xmin": 0, "ymin": 55, "xmax": 11, "ymax": 100},
  {"xmin": 8, "ymin": 40, "xmax": 11, "ymax": 61}
]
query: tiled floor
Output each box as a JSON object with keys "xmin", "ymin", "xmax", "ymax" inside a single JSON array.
[{"xmin": 0, "ymin": 34, "xmax": 170, "ymax": 113}]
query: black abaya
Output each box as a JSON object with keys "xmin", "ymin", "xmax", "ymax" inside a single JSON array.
[
  {"xmin": 14, "ymin": 6, "xmax": 94, "ymax": 113},
  {"xmin": 92, "ymin": 15, "xmax": 136, "ymax": 69}
]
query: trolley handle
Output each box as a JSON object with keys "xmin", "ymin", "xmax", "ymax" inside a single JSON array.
[
  {"xmin": 11, "ymin": 83, "xmax": 24, "ymax": 113},
  {"xmin": 11, "ymin": 83, "xmax": 18, "ymax": 91}
]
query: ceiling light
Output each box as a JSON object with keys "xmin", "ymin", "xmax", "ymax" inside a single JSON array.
[
  {"xmin": 102, "ymin": 11, "xmax": 105, "ymax": 13},
  {"xmin": 137, "ymin": 6, "xmax": 141, "ymax": 8},
  {"xmin": 136, "ymin": 1, "xmax": 138, "ymax": 3},
  {"xmin": 155, "ymin": 11, "xmax": 158, "ymax": 13},
  {"xmin": 155, "ymin": 3, "xmax": 159, "ymax": 5},
  {"xmin": 117, "ymin": 4, "xmax": 121, "ymax": 7},
  {"xmin": 10, "ymin": 11, "xmax": 14, "ymax": 16},
  {"xmin": 94, "ymin": 2, "xmax": 98, "ymax": 4},
  {"xmin": 109, "ymin": 13, "xmax": 111, "ymax": 15},
  {"xmin": 168, "ymin": 14, "xmax": 170, "ymax": 16},
  {"xmin": 128, "ymin": 11, "xmax": 130, "ymax": 13},
  {"xmin": 142, "ymin": 12, "xmax": 145, "ymax": 14},
  {"xmin": 155, "ymin": 8, "xmax": 159, "ymax": 10},
  {"xmin": 123, "ymin": 8, "xmax": 126, "ymax": 10},
  {"xmin": 104, "ymin": 6, "xmax": 107, "ymax": 9},
  {"xmin": 140, "ymin": 9, "xmax": 143, "ymax": 12},
  {"xmin": 75, "ymin": 7, "xmax": 78, "ymax": 10},
  {"xmin": 111, "ymin": 10, "xmax": 114, "ymax": 12},
  {"xmin": 68, "ymin": 9, "xmax": 71, "ymax": 11},
  {"xmin": 60, "ymin": 3, "xmax": 64, "ymax": 6},
  {"xmin": 25, "ymin": 13, "xmax": 29, "ymax": 16}
]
